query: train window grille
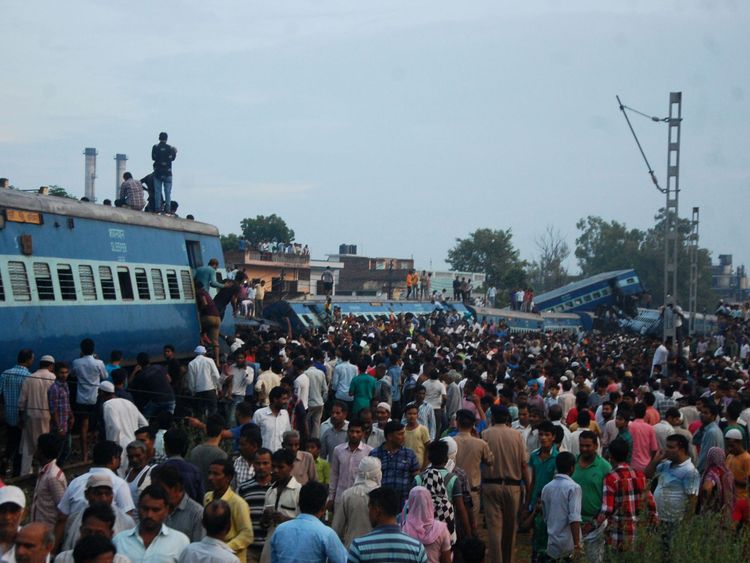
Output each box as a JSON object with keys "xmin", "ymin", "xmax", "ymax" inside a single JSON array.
[
  {"xmin": 166, "ymin": 270, "xmax": 180, "ymax": 299},
  {"xmin": 57, "ymin": 264, "xmax": 77, "ymax": 301},
  {"xmin": 180, "ymin": 270, "xmax": 194, "ymax": 300},
  {"xmin": 0, "ymin": 270, "xmax": 4, "ymax": 301},
  {"xmin": 151, "ymin": 269, "xmax": 166, "ymax": 300},
  {"xmin": 78, "ymin": 265, "xmax": 97, "ymax": 300},
  {"xmin": 592, "ymin": 291, "xmax": 601, "ymax": 299},
  {"xmin": 583, "ymin": 294, "xmax": 592, "ymax": 303},
  {"xmin": 33, "ymin": 262, "xmax": 55, "ymax": 301},
  {"xmin": 135, "ymin": 268, "xmax": 150, "ymax": 300},
  {"xmin": 99, "ymin": 266, "xmax": 117, "ymax": 300},
  {"xmin": 574, "ymin": 298, "xmax": 583, "ymax": 306},
  {"xmin": 117, "ymin": 267, "xmax": 134, "ymax": 300},
  {"xmin": 8, "ymin": 261, "xmax": 31, "ymax": 301}
]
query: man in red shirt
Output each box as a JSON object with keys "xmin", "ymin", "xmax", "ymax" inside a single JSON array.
[{"xmin": 595, "ymin": 437, "xmax": 656, "ymax": 551}]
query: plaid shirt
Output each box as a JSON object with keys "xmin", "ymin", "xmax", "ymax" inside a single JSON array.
[
  {"xmin": 0, "ymin": 365, "xmax": 30, "ymax": 426},
  {"xmin": 48, "ymin": 380, "xmax": 72, "ymax": 431},
  {"xmin": 656, "ymin": 396, "xmax": 678, "ymax": 418},
  {"xmin": 370, "ymin": 446, "xmax": 419, "ymax": 508},
  {"xmin": 599, "ymin": 463, "xmax": 657, "ymax": 548}
]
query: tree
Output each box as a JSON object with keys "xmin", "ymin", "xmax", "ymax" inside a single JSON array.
[
  {"xmin": 574, "ymin": 212, "xmax": 716, "ymax": 310},
  {"xmin": 240, "ymin": 214, "xmax": 295, "ymax": 246},
  {"xmin": 527, "ymin": 225, "xmax": 570, "ymax": 292},
  {"xmin": 220, "ymin": 233, "xmax": 242, "ymax": 252},
  {"xmin": 446, "ymin": 228, "xmax": 527, "ymax": 303},
  {"xmin": 47, "ymin": 185, "xmax": 77, "ymax": 199}
]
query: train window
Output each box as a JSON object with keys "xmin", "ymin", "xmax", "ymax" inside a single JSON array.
[
  {"xmin": 0, "ymin": 270, "xmax": 4, "ymax": 301},
  {"xmin": 8, "ymin": 262, "xmax": 31, "ymax": 301},
  {"xmin": 134, "ymin": 268, "xmax": 150, "ymax": 300},
  {"xmin": 151, "ymin": 269, "xmax": 166, "ymax": 300},
  {"xmin": 57, "ymin": 264, "xmax": 77, "ymax": 301},
  {"xmin": 33, "ymin": 262, "xmax": 55, "ymax": 301},
  {"xmin": 185, "ymin": 241, "xmax": 203, "ymax": 269},
  {"xmin": 564, "ymin": 301, "xmax": 573, "ymax": 309},
  {"xmin": 117, "ymin": 267, "xmax": 134, "ymax": 300},
  {"xmin": 99, "ymin": 266, "xmax": 116, "ymax": 300},
  {"xmin": 601, "ymin": 288, "xmax": 610, "ymax": 296},
  {"xmin": 78, "ymin": 265, "xmax": 97, "ymax": 300},
  {"xmin": 592, "ymin": 291, "xmax": 601, "ymax": 299},
  {"xmin": 583, "ymin": 295, "xmax": 592, "ymax": 303},
  {"xmin": 574, "ymin": 298, "xmax": 583, "ymax": 306},
  {"xmin": 166, "ymin": 270, "xmax": 180, "ymax": 299},
  {"xmin": 626, "ymin": 277, "xmax": 635, "ymax": 284},
  {"xmin": 180, "ymin": 270, "xmax": 195, "ymax": 300}
]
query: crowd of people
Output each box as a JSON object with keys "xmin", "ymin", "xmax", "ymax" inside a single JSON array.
[{"xmin": 1, "ymin": 302, "xmax": 750, "ymax": 563}]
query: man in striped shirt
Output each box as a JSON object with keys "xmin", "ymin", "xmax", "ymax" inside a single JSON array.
[{"xmin": 348, "ymin": 486, "xmax": 427, "ymax": 563}]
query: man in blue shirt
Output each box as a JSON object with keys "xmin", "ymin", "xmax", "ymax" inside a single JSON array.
[
  {"xmin": 194, "ymin": 259, "xmax": 226, "ymax": 292},
  {"xmin": 270, "ymin": 481, "xmax": 347, "ymax": 563},
  {"xmin": 0, "ymin": 349, "xmax": 34, "ymax": 477},
  {"xmin": 696, "ymin": 402, "xmax": 724, "ymax": 472},
  {"xmin": 113, "ymin": 484, "xmax": 189, "ymax": 563},
  {"xmin": 331, "ymin": 349, "xmax": 357, "ymax": 410},
  {"xmin": 369, "ymin": 421, "xmax": 419, "ymax": 509}
]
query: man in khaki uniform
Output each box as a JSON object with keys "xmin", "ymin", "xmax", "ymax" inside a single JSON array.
[
  {"xmin": 454, "ymin": 409, "xmax": 494, "ymax": 526},
  {"xmin": 482, "ymin": 405, "xmax": 531, "ymax": 563}
]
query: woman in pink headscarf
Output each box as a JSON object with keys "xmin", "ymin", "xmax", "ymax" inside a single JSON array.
[
  {"xmin": 401, "ymin": 486, "xmax": 452, "ymax": 563},
  {"xmin": 699, "ymin": 446, "xmax": 736, "ymax": 521}
]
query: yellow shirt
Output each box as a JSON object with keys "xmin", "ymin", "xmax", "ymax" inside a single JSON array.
[
  {"xmin": 204, "ymin": 487, "xmax": 254, "ymax": 563},
  {"xmin": 405, "ymin": 425, "xmax": 430, "ymax": 467}
]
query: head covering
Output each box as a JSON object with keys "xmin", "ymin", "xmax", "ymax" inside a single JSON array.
[
  {"xmin": 442, "ymin": 437, "xmax": 458, "ymax": 472},
  {"xmin": 700, "ymin": 446, "xmax": 735, "ymax": 518},
  {"xmin": 725, "ymin": 428, "xmax": 744, "ymax": 441},
  {"xmin": 376, "ymin": 402, "xmax": 391, "ymax": 413},
  {"xmin": 194, "ymin": 345, "xmax": 207, "ymax": 355},
  {"xmin": 401, "ymin": 486, "xmax": 448, "ymax": 546},
  {"xmin": 0, "ymin": 486, "xmax": 26, "ymax": 509},
  {"xmin": 86, "ymin": 474, "xmax": 114, "ymax": 490},
  {"xmin": 39, "ymin": 355, "xmax": 55, "ymax": 363},
  {"xmin": 99, "ymin": 381, "xmax": 115, "ymax": 394},
  {"xmin": 353, "ymin": 457, "xmax": 382, "ymax": 491}
]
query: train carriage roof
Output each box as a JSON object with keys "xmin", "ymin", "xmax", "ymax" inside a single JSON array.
[{"xmin": 0, "ymin": 189, "xmax": 219, "ymax": 236}]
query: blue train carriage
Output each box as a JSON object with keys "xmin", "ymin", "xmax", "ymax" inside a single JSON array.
[
  {"xmin": 0, "ymin": 189, "xmax": 233, "ymax": 369},
  {"xmin": 469, "ymin": 306, "xmax": 545, "ymax": 333},
  {"xmin": 263, "ymin": 297, "xmax": 472, "ymax": 335},
  {"xmin": 534, "ymin": 269, "xmax": 644, "ymax": 314}
]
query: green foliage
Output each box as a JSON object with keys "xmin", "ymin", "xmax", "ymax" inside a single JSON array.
[
  {"xmin": 220, "ymin": 233, "xmax": 242, "ymax": 252},
  {"xmin": 446, "ymin": 228, "xmax": 527, "ymax": 296},
  {"xmin": 48, "ymin": 185, "xmax": 77, "ymax": 199},
  {"xmin": 606, "ymin": 513, "xmax": 749, "ymax": 562},
  {"xmin": 240, "ymin": 214, "xmax": 295, "ymax": 246},
  {"xmin": 575, "ymin": 211, "xmax": 716, "ymax": 310}
]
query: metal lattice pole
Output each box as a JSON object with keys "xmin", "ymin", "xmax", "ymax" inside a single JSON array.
[
  {"xmin": 688, "ymin": 206, "xmax": 700, "ymax": 334},
  {"xmin": 663, "ymin": 92, "xmax": 682, "ymax": 342}
]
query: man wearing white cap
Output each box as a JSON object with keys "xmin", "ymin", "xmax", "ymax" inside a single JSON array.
[
  {"xmin": 0, "ymin": 486, "xmax": 26, "ymax": 562},
  {"xmin": 18, "ymin": 355, "xmax": 57, "ymax": 475},
  {"xmin": 726, "ymin": 427, "xmax": 750, "ymax": 501},
  {"xmin": 100, "ymin": 381, "xmax": 148, "ymax": 474},
  {"xmin": 187, "ymin": 346, "xmax": 221, "ymax": 419}
]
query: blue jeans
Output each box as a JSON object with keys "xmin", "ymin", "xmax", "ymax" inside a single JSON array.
[
  {"xmin": 144, "ymin": 400, "xmax": 176, "ymax": 418},
  {"xmin": 153, "ymin": 174, "xmax": 172, "ymax": 213}
]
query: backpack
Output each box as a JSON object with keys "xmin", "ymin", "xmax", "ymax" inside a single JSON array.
[{"xmin": 415, "ymin": 467, "xmax": 457, "ymax": 544}]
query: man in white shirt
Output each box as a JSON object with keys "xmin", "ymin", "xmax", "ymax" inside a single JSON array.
[
  {"xmin": 292, "ymin": 357, "xmax": 310, "ymax": 429},
  {"xmin": 226, "ymin": 351, "xmax": 253, "ymax": 425},
  {"xmin": 187, "ymin": 346, "xmax": 221, "ymax": 419},
  {"xmin": 100, "ymin": 382, "xmax": 148, "ymax": 473},
  {"xmin": 71, "ymin": 338, "xmax": 107, "ymax": 463},
  {"xmin": 254, "ymin": 358, "xmax": 281, "ymax": 408},
  {"xmin": 252, "ymin": 387, "xmax": 291, "ymax": 452},
  {"xmin": 651, "ymin": 340, "xmax": 669, "ymax": 378},
  {"xmin": 305, "ymin": 356, "xmax": 328, "ymax": 439}
]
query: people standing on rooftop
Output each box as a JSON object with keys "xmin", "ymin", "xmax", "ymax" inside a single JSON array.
[{"xmin": 152, "ymin": 131, "xmax": 177, "ymax": 214}]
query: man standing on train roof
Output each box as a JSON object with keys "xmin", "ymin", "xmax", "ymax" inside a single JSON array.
[
  {"xmin": 151, "ymin": 131, "xmax": 177, "ymax": 214},
  {"xmin": 194, "ymin": 258, "xmax": 229, "ymax": 293}
]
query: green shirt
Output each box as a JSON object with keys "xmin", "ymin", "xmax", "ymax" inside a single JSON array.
[
  {"xmin": 529, "ymin": 445, "xmax": 559, "ymax": 507},
  {"xmin": 349, "ymin": 373, "xmax": 378, "ymax": 416},
  {"xmin": 572, "ymin": 455, "xmax": 613, "ymax": 523},
  {"xmin": 314, "ymin": 457, "xmax": 330, "ymax": 485}
]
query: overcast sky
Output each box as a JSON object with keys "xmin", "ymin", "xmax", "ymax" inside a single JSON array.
[{"xmin": 2, "ymin": 0, "xmax": 748, "ymax": 277}]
